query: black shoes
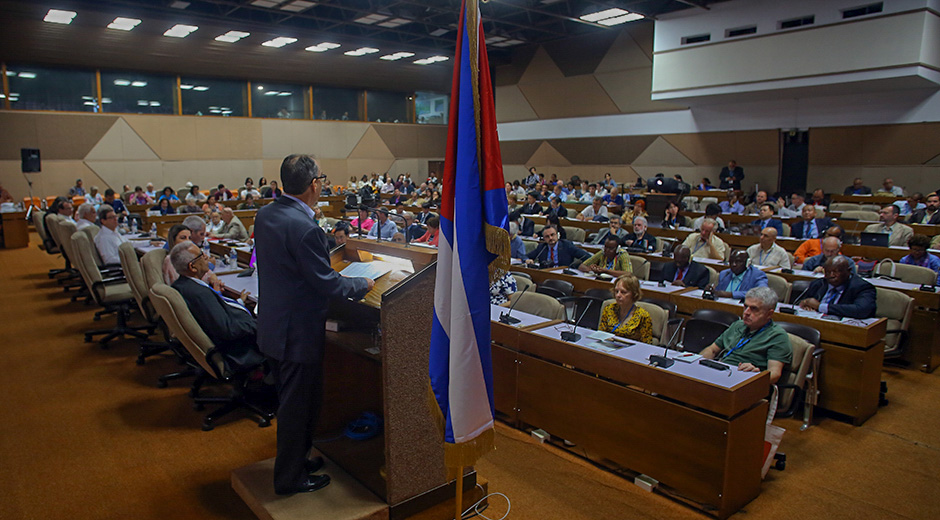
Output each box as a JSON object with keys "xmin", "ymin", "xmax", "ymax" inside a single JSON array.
[
  {"xmin": 304, "ymin": 456, "xmax": 324, "ymax": 474},
  {"xmin": 275, "ymin": 474, "xmax": 330, "ymax": 495}
]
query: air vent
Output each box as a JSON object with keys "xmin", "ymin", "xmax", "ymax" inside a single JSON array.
[
  {"xmin": 843, "ymin": 3, "xmax": 883, "ymax": 19},
  {"xmin": 726, "ymin": 26, "xmax": 757, "ymax": 38},
  {"xmin": 681, "ymin": 33, "xmax": 711, "ymax": 45},
  {"xmin": 779, "ymin": 15, "xmax": 814, "ymax": 30}
]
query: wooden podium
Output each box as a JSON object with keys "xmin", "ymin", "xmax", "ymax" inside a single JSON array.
[{"xmin": 233, "ymin": 239, "xmax": 482, "ymax": 520}]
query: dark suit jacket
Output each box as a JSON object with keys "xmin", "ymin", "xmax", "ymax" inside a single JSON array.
[
  {"xmin": 719, "ymin": 167, "xmax": 744, "ymax": 189},
  {"xmin": 542, "ymin": 205, "xmax": 568, "ymax": 218},
  {"xmin": 843, "ymin": 186, "xmax": 872, "ymax": 195},
  {"xmin": 909, "ymin": 209, "xmax": 940, "ymax": 225},
  {"xmin": 519, "ymin": 217, "xmax": 535, "ymax": 237},
  {"xmin": 254, "ymin": 196, "xmax": 370, "ymax": 363},
  {"xmin": 417, "ymin": 211, "xmax": 436, "ymax": 225},
  {"xmin": 661, "ymin": 261, "xmax": 710, "ymax": 290},
  {"xmin": 172, "ymin": 276, "xmax": 263, "ymax": 368},
  {"xmin": 805, "ymin": 274, "xmax": 877, "ymax": 319},
  {"xmin": 791, "ymin": 218, "xmax": 832, "ymax": 239},
  {"xmin": 623, "ymin": 232, "xmax": 657, "ymax": 251},
  {"xmin": 521, "ymin": 202, "xmax": 542, "ymax": 215},
  {"xmin": 752, "ymin": 218, "xmax": 784, "ymax": 235},
  {"xmin": 527, "ymin": 239, "xmax": 590, "ymax": 267}
]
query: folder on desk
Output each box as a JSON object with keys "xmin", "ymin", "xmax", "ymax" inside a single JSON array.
[{"xmin": 340, "ymin": 261, "xmax": 392, "ymax": 280}]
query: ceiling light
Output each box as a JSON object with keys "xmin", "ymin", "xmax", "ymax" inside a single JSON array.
[
  {"xmin": 257, "ymin": 85, "xmax": 264, "ymax": 90},
  {"xmin": 180, "ymin": 84, "xmax": 194, "ymax": 89},
  {"xmin": 250, "ymin": 0, "xmax": 281, "ymax": 7},
  {"xmin": 18, "ymin": 72, "xmax": 37, "ymax": 79},
  {"xmin": 344, "ymin": 47, "xmax": 380, "ymax": 56},
  {"xmin": 485, "ymin": 36, "xmax": 506, "ymax": 44},
  {"xmin": 108, "ymin": 17, "xmax": 141, "ymax": 31},
  {"xmin": 209, "ymin": 109, "xmax": 221, "ymax": 113},
  {"xmin": 0, "ymin": 94, "xmax": 5, "ymax": 99},
  {"xmin": 354, "ymin": 14, "xmax": 389, "ymax": 25},
  {"xmin": 305, "ymin": 42, "xmax": 340, "ymax": 52},
  {"xmin": 131, "ymin": 81, "xmax": 148, "ymax": 87},
  {"xmin": 380, "ymin": 52, "xmax": 415, "ymax": 61},
  {"xmin": 170, "ymin": 1, "xmax": 191, "ymax": 8},
  {"xmin": 491, "ymin": 39, "xmax": 526, "ymax": 47},
  {"xmin": 429, "ymin": 28, "xmax": 449, "ymax": 37},
  {"xmin": 261, "ymin": 37, "xmax": 298, "ymax": 48},
  {"xmin": 138, "ymin": 100, "xmax": 150, "ymax": 106},
  {"xmin": 579, "ymin": 8, "xmax": 627, "ymax": 22},
  {"xmin": 598, "ymin": 13, "xmax": 644, "ymax": 26},
  {"xmin": 215, "ymin": 30, "xmax": 250, "ymax": 43},
  {"xmin": 163, "ymin": 24, "xmax": 198, "ymax": 38},
  {"xmin": 209, "ymin": 106, "xmax": 219, "ymax": 109},
  {"xmin": 149, "ymin": 101, "xmax": 161, "ymax": 106},
  {"xmin": 101, "ymin": 98, "xmax": 112, "ymax": 104},
  {"xmin": 83, "ymin": 101, "xmax": 97, "ymax": 106},
  {"xmin": 220, "ymin": 107, "xmax": 230, "ymax": 111},
  {"xmin": 277, "ymin": 92, "xmax": 291, "ymax": 96},
  {"xmin": 82, "ymin": 96, "xmax": 94, "ymax": 100},
  {"xmin": 5, "ymin": 71, "xmax": 16, "ymax": 76},
  {"xmin": 414, "ymin": 55, "xmax": 449, "ymax": 65},
  {"xmin": 280, "ymin": 1, "xmax": 316, "ymax": 12},
  {"xmin": 44, "ymin": 9, "xmax": 76, "ymax": 24},
  {"xmin": 193, "ymin": 86, "xmax": 209, "ymax": 91},
  {"xmin": 113, "ymin": 79, "xmax": 131, "ymax": 86},
  {"xmin": 264, "ymin": 91, "xmax": 279, "ymax": 96},
  {"xmin": 377, "ymin": 18, "xmax": 411, "ymax": 28}
]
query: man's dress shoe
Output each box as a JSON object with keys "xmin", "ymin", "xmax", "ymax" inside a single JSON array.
[
  {"xmin": 305, "ymin": 456, "xmax": 324, "ymax": 474},
  {"xmin": 275, "ymin": 474, "xmax": 330, "ymax": 495}
]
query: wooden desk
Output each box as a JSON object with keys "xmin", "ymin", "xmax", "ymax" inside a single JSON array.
[
  {"xmin": 673, "ymin": 290, "xmax": 886, "ymax": 425},
  {"xmin": 491, "ymin": 317, "xmax": 768, "ymax": 519},
  {"xmin": 1, "ymin": 211, "xmax": 29, "ymax": 248},
  {"xmin": 140, "ymin": 210, "xmax": 258, "ymax": 238},
  {"xmin": 831, "ymin": 194, "xmax": 901, "ymax": 204}
]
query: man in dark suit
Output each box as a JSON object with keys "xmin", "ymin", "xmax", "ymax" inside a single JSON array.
[
  {"xmin": 909, "ymin": 193, "xmax": 940, "ymax": 225},
  {"xmin": 525, "ymin": 226, "xmax": 590, "ymax": 268},
  {"xmin": 417, "ymin": 202, "xmax": 436, "ymax": 225},
  {"xmin": 791, "ymin": 205, "xmax": 832, "ymax": 239},
  {"xmin": 798, "ymin": 256, "xmax": 876, "ymax": 319},
  {"xmin": 520, "ymin": 192, "xmax": 542, "ymax": 215},
  {"xmin": 751, "ymin": 203, "xmax": 784, "ymax": 235},
  {"xmin": 255, "ymin": 155, "xmax": 374, "ymax": 496},
  {"xmin": 541, "ymin": 197, "xmax": 568, "ymax": 218},
  {"xmin": 718, "ymin": 160, "xmax": 744, "ymax": 190},
  {"xmin": 843, "ymin": 177, "xmax": 872, "ymax": 195},
  {"xmin": 169, "ymin": 241, "xmax": 265, "ymax": 369},
  {"xmin": 661, "ymin": 245, "xmax": 710, "ymax": 289}
]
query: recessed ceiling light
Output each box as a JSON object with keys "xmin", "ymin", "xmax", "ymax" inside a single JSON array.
[
  {"xmin": 113, "ymin": 79, "xmax": 131, "ymax": 86},
  {"xmin": 305, "ymin": 42, "xmax": 340, "ymax": 52},
  {"xmin": 264, "ymin": 91, "xmax": 279, "ymax": 96},
  {"xmin": 101, "ymin": 98, "xmax": 112, "ymax": 104},
  {"xmin": 579, "ymin": 8, "xmax": 627, "ymax": 23},
  {"xmin": 215, "ymin": 30, "xmax": 250, "ymax": 43},
  {"xmin": 598, "ymin": 13, "xmax": 644, "ymax": 26},
  {"xmin": 170, "ymin": 1, "xmax": 191, "ymax": 9},
  {"xmin": 192, "ymin": 86, "xmax": 209, "ymax": 91},
  {"xmin": 491, "ymin": 39, "xmax": 526, "ymax": 47},
  {"xmin": 44, "ymin": 9, "xmax": 76, "ymax": 24},
  {"xmin": 5, "ymin": 71, "xmax": 16, "ymax": 77},
  {"xmin": 131, "ymin": 81, "xmax": 148, "ymax": 87},
  {"xmin": 354, "ymin": 14, "xmax": 389, "ymax": 25},
  {"xmin": 261, "ymin": 37, "xmax": 298, "ymax": 48},
  {"xmin": 163, "ymin": 24, "xmax": 198, "ymax": 38},
  {"xmin": 82, "ymin": 96, "xmax": 94, "ymax": 100},
  {"xmin": 256, "ymin": 85, "xmax": 264, "ymax": 90},
  {"xmin": 138, "ymin": 100, "xmax": 150, "ymax": 106},
  {"xmin": 250, "ymin": 0, "xmax": 281, "ymax": 7},
  {"xmin": 277, "ymin": 92, "xmax": 291, "ymax": 96},
  {"xmin": 280, "ymin": 1, "xmax": 316, "ymax": 13},
  {"xmin": 414, "ymin": 55, "xmax": 449, "ymax": 65},
  {"xmin": 485, "ymin": 36, "xmax": 506, "ymax": 44},
  {"xmin": 108, "ymin": 17, "xmax": 141, "ymax": 31},
  {"xmin": 83, "ymin": 101, "xmax": 97, "ymax": 106},
  {"xmin": 377, "ymin": 18, "xmax": 411, "ymax": 28},
  {"xmin": 344, "ymin": 47, "xmax": 380, "ymax": 56},
  {"xmin": 380, "ymin": 52, "xmax": 415, "ymax": 61},
  {"xmin": 149, "ymin": 101, "xmax": 161, "ymax": 106},
  {"xmin": 429, "ymin": 28, "xmax": 449, "ymax": 37},
  {"xmin": 18, "ymin": 72, "xmax": 37, "ymax": 79}
]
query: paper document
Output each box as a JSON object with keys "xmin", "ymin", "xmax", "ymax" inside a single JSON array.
[{"xmin": 340, "ymin": 261, "xmax": 394, "ymax": 280}]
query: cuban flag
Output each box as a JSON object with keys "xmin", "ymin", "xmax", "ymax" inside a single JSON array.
[{"xmin": 429, "ymin": 0, "xmax": 509, "ymax": 467}]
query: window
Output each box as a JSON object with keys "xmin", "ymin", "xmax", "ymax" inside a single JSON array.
[
  {"xmin": 726, "ymin": 26, "xmax": 757, "ymax": 38},
  {"xmin": 251, "ymin": 82, "xmax": 306, "ymax": 119},
  {"xmin": 101, "ymin": 70, "xmax": 176, "ymax": 114},
  {"xmin": 415, "ymin": 91, "xmax": 448, "ymax": 125},
  {"xmin": 843, "ymin": 3, "xmax": 883, "ymax": 19},
  {"xmin": 312, "ymin": 87, "xmax": 360, "ymax": 121},
  {"xmin": 6, "ymin": 64, "xmax": 96, "ymax": 112},
  {"xmin": 779, "ymin": 16, "xmax": 814, "ymax": 30},
  {"xmin": 180, "ymin": 76, "xmax": 246, "ymax": 116},
  {"xmin": 681, "ymin": 34, "xmax": 711, "ymax": 45},
  {"xmin": 366, "ymin": 90, "xmax": 409, "ymax": 123}
]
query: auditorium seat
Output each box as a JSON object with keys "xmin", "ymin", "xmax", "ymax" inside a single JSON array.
[
  {"xmin": 874, "ymin": 261, "xmax": 938, "ymax": 285},
  {"xmin": 766, "ymin": 273, "xmax": 792, "ymax": 304},
  {"xmin": 506, "ymin": 291, "xmax": 565, "ymax": 321},
  {"xmin": 839, "ymin": 210, "xmax": 879, "ymax": 221},
  {"xmin": 875, "ymin": 288, "xmax": 914, "ymax": 359},
  {"xmin": 776, "ymin": 322, "xmax": 824, "ymax": 430},
  {"xmin": 629, "ymin": 256, "xmax": 650, "ymax": 280}
]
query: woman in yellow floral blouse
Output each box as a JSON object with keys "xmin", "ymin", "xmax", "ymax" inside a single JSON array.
[{"xmin": 599, "ymin": 273, "xmax": 653, "ymax": 343}]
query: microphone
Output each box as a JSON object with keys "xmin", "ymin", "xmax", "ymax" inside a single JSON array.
[
  {"xmin": 781, "ymin": 283, "xmax": 813, "ymax": 314},
  {"xmin": 499, "ymin": 285, "xmax": 529, "ymax": 325},
  {"xmin": 649, "ymin": 326, "xmax": 675, "ymax": 368},
  {"xmin": 560, "ymin": 300, "xmax": 593, "ymax": 342}
]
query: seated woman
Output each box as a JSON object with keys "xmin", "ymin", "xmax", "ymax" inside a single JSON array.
[
  {"xmin": 489, "ymin": 271, "xmax": 518, "ymax": 305},
  {"xmin": 598, "ymin": 273, "xmax": 653, "ymax": 343},
  {"xmin": 151, "ymin": 198, "xmax": 175, "ymax": 216},
  {"xmin": 202, "ymin": 194, "xmax": 222, "ymax": 215},
  {"xmin": 157, "ymin": 186, "xmax": 180, "ymax": 203},
  {"xmin": 579, "ymin": 235, "xmax": 633, "ymax": 277},
  {"xmin": 161, "ymin": 224, "xmax": 220, "ymax": 290},
  {"xmin": 414, "ymin": 216, "xmax": 440, "ymax": 246},
  {"xmin": 622, "ymin": 199, "xmax": 648, "ymax": 224},
  {"xmin": 900, "ymin": 234, "xmax": 940, "ymax": 283}
]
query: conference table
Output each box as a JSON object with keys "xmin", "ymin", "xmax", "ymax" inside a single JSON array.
[{"xmin": 490, "ymin": 305, "xmax": 769, "ymax": 519}]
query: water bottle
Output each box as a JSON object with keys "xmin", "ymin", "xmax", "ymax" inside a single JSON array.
[
  {"xmin": 130, "ymin": 218, "xmax": 138, "ymax": 235},
  {"xmin": 203, "ymin": 241, "xmax": 214, "ymax": 270},
  {"xmin": 119, "ymin": 216, "xmax": 128, "ymax": 234},
  {"xmin": 229, "ymin": 249, "xmax": 238, "ymax": 268},
  {"xmin": 150, "ymin": 223, "xmax": 157, "ymax": 239}
]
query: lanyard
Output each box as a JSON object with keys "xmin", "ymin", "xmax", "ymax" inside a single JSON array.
[
  {"xmin": 606, "ymin": 255, "xmax": 616, "ymax": 269},
  {"xmin": 614, "ymin": 305, "xmax": 635, "ymax": 332},
  {"xmin": 758, "ymin": 248, "xmax": 769, "ymax": 265},
  {"xmin": 721, "ymin": 322, "xmax": 771, "ymax": 361},
  {"xmin": 692, "ymin": 239, "xmax": 706, "ymax": 255}
]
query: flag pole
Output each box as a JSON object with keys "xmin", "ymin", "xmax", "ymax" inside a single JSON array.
[{"xmin": 455, "ymin": 465, "xmax": 464, "ymax": 520}]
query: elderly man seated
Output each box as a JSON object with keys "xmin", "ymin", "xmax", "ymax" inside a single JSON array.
[
  {"xmin": 714, "ymin": 251, "xmax": 769, "ymax": 299},
  {"xmin": 212, "ymin": 207, "xmax": 249, "ymax": 241},
  {"xmin": 799, "ymin": 256, "xmax": 876, "ymax": 319},
  {"xmin": 700, "ymin": 286, "xmax": 792, "ymax": 383},
  {"xmin": 682, "ymin": 218, "xmax": 728, "ymax": 261},
  {"xmin": 526, "ymin": 226, "xmax": 590, "ymax": 268},
  {"xmin": 169, "ymin": 241, "xmax": 265, "ymax": 369},
  {"xmin": 864, "ymin": 205, "xmax": 914, "ymax": 247},
  {"xmin": 662, "ymin": 245, "xmax": 710, "ymax": 289},
  {"xmin": 746, "ymin": 227, "xmax": 791, "ymax": 269},
  {"xmin": 74, "ymin": 203, "xmax": 98, "ymax": 231},
  {"xmin": 791, "ymin": 204, "xmax": 832, "ymax": 240},
  {"xmin": 802, "ymin": 236, "xmax": 856, "ymax": 274},
  {"xmin": 794, "ymin": 225, "xmax": 844, "ymax": 264},
  {"xmin": 93, "ymin": 205, "xmax": 127, "ymax": 266},
  {"xmin": 591, "ymin": 215, "xmax": 628, "ymax": 245},
  {"xmin": 366, "ymin": 208, "xmax": 399, "ymax": 239},
  {"xmin": 622, "ymin": 216, "xmax": 657, "ymax": 252}
]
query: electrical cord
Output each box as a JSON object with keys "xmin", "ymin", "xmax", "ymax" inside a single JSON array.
[{"xmin": 461, "ymin": 484, "xmax": 511, "ymax": 520}]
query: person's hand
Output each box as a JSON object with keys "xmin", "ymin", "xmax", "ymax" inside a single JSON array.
[
  {"xmin": 671, "ymin": 279, "xmax": 686, "ymax": 287},
  {"xmin": 775, "ymin": 198, "xmax": 785, "ymax": 208},
  {"xmin": 525, "ymin": 259, "xmax": 535, "ymax": 265},
  {"xmin": 715, "ymin": 291, "xmax": 732, "ymax": 299},
  {"xmin": 239, "ymin": 289, "xmax": 249, "ymax": 301},
  {"xmin": 590, "ymin": 265, "xmax": 602, "ymax": 273},
  {"xmin": 624, "ymin": 239, "xmax": 634, "ymax": 246},
  {"xmin": 207, "ymin": 271, "xmax": 221, "ymax": 292},
  {"xmin": 813, "ymin": 266, "xmax": 824, "ymax": 274},
  {"xmin": 799, "ymin": 298, "xmax": 820, "ymax": 311},
  {"xmin": 365, "ymin": 278, "xmax": 376, "ymax": 291},
  {"xmin": 737, "ymin": 362, "xmax": 760, "ymax": 372}
]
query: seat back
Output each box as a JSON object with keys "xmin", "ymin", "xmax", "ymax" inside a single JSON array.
[
  {"xmin": 563, "ymin": 226, "xmax": 585, "ymax": 242},
  {"xmin": 640, "ymin": 297, "xmax": 677, "ymax": 319},
  {"xmin": 506, "ymin": 291, "xmax": 566, "ymax": 321},
  {"xmin": 32, "ymin": 209, "xmax": 52, "ymax": 249},
  {"xmin": 524, "ymin": 240, "xmax": 538, "ymax": 254},
  {"xmin": 779, "ymin": 332, "xmax": 813, "ymax": 413},
  {"xmin": 629, "ymin": 255, "xmax": 650, "ymax": 280},
  {"xmin": 875, "ymin": 261, "xmax": 937, "ymax": 285},
  {"xmin": 859, "ymin": 204, "xmax": 882, "ymax": 212},
  {"xmin": 691, "ymin": 308, "xmax": 739, "ymax": 326},
  {"xmin": 875, "ymin": 287, "xmax": 914, "ymax": 356},
  {"xmin": 149, "ymin": 283, "xmax": 224, "ymax": 377},
  {"xmin": 765, "ymin": 273, "xmax": 791, "ymax": 304},
  {"xmin": 790, "ymin": 279, "xmax": 812, "ymax": 303},
  {"xmin": 829, "ymin": 203, "xmax": 860, "ymax": 212},
  {"xmin": 584, "ymin": 288, "xmax": 613, "ymax": 300},
  {"xmin": 535, "ymin": 285, "xmax": 566, "ymax": 299},
  {"xmin": 700, "ymin": 196, "xmax": 718, "ymax": 207},
  {"xmin": 77, "ymin": 225, "xmax": 105, "ymax": 266},
  {"xmin": 681, "ymin": 196, "xmax": 699, "ymax": 211},
  {"xmin": 53, "ymin": 218, "xmax": 78, "ymax": 265},
  {"xmin": 70, "ymin": 230, "xmax": 105, "ymax": 303},
  {"xmin": 559, "ymin": 296, "xmax": 606, "ymax": 329},
  {"xmin": 541, "ymin": 278, "xmax": 574, "ymax": 296},
  {"xmin": 119, "ymin": 242, "xmax": 151, "ymax": 320},
  {"xmin": 636, "ymin": 301, "xmax": 668, "ymax": 346},
  {"xmin": 141, "ymin": 249, "xmax": 169, "ymax": 290},
  {"xmin": 781, "ymin": 223, "xmax": 791, "ymax": 237},
  {"xmin": 840, "ymin": 210, "xmax": 879, "ymax": 221},
  {"xmin": 511, "ymin": 274, "xmax": 534, "ymax": 292},
  {"xmin": 705, "ymin": 266, "xmax": 719, "ymax": 287},
  {"xmin": 680, "ymin": 319, "xmax": 729, "ymax": 353}
]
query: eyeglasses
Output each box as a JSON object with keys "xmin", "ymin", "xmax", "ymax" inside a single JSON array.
[{"xmin": 188, "ymin": 252, "xmax": 205, "ymax": 267}]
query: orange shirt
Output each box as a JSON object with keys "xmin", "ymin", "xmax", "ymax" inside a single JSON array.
[{"xmin": 794, "ymin": 238, "xmax": 823, "ymax": 264}]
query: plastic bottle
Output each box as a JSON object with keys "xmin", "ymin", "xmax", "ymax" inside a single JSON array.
[
  {"xmin": 130, "ymin": 218, "xmax": 138, "ymax": 235},
  {"xmin": 229, "ymin": 249, "xmax": 237, "ymax": 268},
  {"xmin": 150, "ymin": 223, "xmax": 157, "ymax": 239}
]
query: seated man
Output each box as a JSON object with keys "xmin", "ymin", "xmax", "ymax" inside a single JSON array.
[
  {"xmin": 93, "ymin": 206, "xmax": 127, "ymax": 266},
  {"xmin": 810, "ymin": 189, "xmax": 829, "ymax": 209},
  {"xmin": 799, "ymin": 256, "xmax": 876, "ymax": 318},
  {"xmin": 692, "ymin": 203, "xmax": 726, "ymax": 231},
  {"xmin": 622, "ymin": 216, "xmax": 657, "ymax": 251},
  {"xmin": 102, "ymin": 188, "xmax": 128, "ymax": 218},
  {"xmin": 366, "ymin": 208, "xmax": 400, "ymax": 239},
  {"xmin": 682, "ymin": 218, "xmax": 728, "ymax": 261},
  {"xmin": 701, "ymin": 286, "xmax": 792, "ymax": 383},
  {"xmin": 908, "ymin": 192, "xmax": 939, "ymax": 225},
  {"xmin": 844, "ymin": 177, "xmax": 872, "ymax": 195},
  {"xmin": 746, "ymin": 227, "xmax": 791, "ymax": 269},
  {"xmin": 74, "ymin": 203, "xmax": 98, "ymax": 231},
  {"xmin": 878, "ymin": 177, "xmax": 904, "ymax": 197},
  {"xmin": 803, "ymin": 236, "xmax": 856, "ymax": 274},
  {"xmin": 900, "ymin": 234, "xmax": 940, "ymax": 284},
  {"xmin": 578, "ymin": 235, "xmax": 633, "ymax": 277},
  {"xmin": 744, "ymin": 190, "xmax": 768, "ymax": 215},
  {"xmin": 526, "ymin": 226, "xmax": 590, "ymax": 268},
  {"xmin": 662, "ymin": 245, "xmax": 710, "ymax": 289},
  {"xmin": 398, "ymin": 211, "xmax": 425, "ymax": 242},
  {"xmin": 578, "ymin": 196, "xmax": 608, "ymax": 221},
  {"xmin": 864, "ymin": 205, "xmax": 914, "ymax": 247},
  {"xmin": 237, "ymin": 193, "xmax": 258, "ymax": 210},
  {"xmin": 541, "ymin": 196, "xmax": 568, "ymax": 218},
  {"xmin": 327, "ymin": 222, "xmax": 350, "ymax": 249},
  {"xmin": 520, "ymin": 192, "xmax": 542, "ymax": 215},
  {"xmin": 791, "ymin": 204, "xmax": 831, "ymax": 240},
  {"xmin": 719, "ymin": 193, "xmax": 745, "ymax": 215},
  {"xmin": 751, "ymin": 203, "xmax": 784, "ymax": 235},
  {"xmin": 213, "ymin": 208, "xmax": 249, "ymax": 241},
  {"xmin": 715, "ymin": 251, "xmax": 768, "ymax": 299},
  {"xmin": 602, "ymin": 186, "xmax": 625, "ymax": 213},
  {"xmin": 169, "ymin": 241, "xmax": 265, "ymax": 369},
  {"xmin": 794, "ymin": 225, "xmax": 843, "ymax": 264},
  {"xmin": 894, "ymin": 192, "xmax": 925, "ymax": 217},
  {"xmin": 591, "ymin": 215, "xmax": 628, "ymax": 245}
]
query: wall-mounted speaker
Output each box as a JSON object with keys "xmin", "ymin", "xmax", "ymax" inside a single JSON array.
[{"xmin": 21, "ymin": 148, "xmax": 41, "ymax": 173}]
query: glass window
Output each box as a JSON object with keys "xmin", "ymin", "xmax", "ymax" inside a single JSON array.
[
  {"xmin": 367, "ymin": 90, "xmax": 409, "ymax": 123},
  {"xmin": 312, "ymin": 87, "xmax": 360, "ymax": 121},
  {"xmin": 180, "ymin": 77, "xmax": 246, "ymax": 117},
  {"xmin": 6, "ymin": 64, "xmax": 96, "ymax": 112},
  {"xmin": 100, "ymin": 71, "xmax": 176, "ymax": 114},
  {"xmin": 415, "ymin": 91, "xmax": 448, "ymax": 125},
  {"xmin": 251, "ymin": 82, "xmax": 306, "ymax": 119}
]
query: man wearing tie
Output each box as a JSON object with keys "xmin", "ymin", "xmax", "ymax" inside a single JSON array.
[
  {"xmin": 541, "ymin": 197, "xmax": 568, "ymax": 218},
  {"xmin": 791, "ymin": 205, "xmax": 831, "ymax": 240},
  {"xmin": 417, "ymin": 202, "xmax": 436, "ymax": 224},
  {"xmin": 525, "ymin": 226, "xmax": 590, "ymax": 268},
  {"xmin": 751, "ymin": 203, "xmax": 784, "ymax": 235},
  {"xmin": 719, "ymin": 160, "xmax": 744, "ymax": 190},
  {"xmin": 714, "ymin": 251, "xmax": 768, "ymax": 299},
  {"xmin": 799, "ymin": 256, "xmax": 876, "ymax": 318},
  {"xmin": 661, "ymin": 245, "xmax": 710, "ymax": 289}
]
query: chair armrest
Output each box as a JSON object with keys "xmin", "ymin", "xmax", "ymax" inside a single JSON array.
[{"xmin": 773, "ymin": 383, "xmax": 804, "ymax": 419}]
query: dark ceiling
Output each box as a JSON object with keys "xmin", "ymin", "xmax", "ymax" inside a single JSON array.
[{"xmin": 0, "ymin": 0, "xmax": 720, "ymax": 92}]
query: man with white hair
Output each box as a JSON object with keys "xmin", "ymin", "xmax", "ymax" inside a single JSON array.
[
  {"xmin": 74, "ymin": 203, "xmax": 98, "ymax": 231},
  {"xmin": 623, "ymin": 216, "xmax": 657, "ymax": 251},
  {"xmin": 212, "ymin": 207, "xmax": 249, "ymax": 241},
  {"xmin": 681, "ymin": 219, "xmax": 728, "ymax": 260},
  {"xmin": 509, "ymin": 221, "xmax": 526, "ymax": 260},
  {"xmin": 93, "ymin": 205, "xmax": 127, "ymax": 265},
  {"xmin": 701, "ymin": 286, "xmax": 792, "ymax": 384}
]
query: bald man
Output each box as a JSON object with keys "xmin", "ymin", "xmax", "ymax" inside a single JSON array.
[
  {"xmin": 746, "ymin": 227, "xmax": 791, "ymax": 269},
  {"xmin": 802, "ymin": 236, "xmax": 856, "ymax": 274},
  {"xmin": 798, "ymin": 256, "xmax": 876, "ymax": 318},
  {"xmin": 212, "ymin": 207, "xmax": 249, "ymax": 241}
]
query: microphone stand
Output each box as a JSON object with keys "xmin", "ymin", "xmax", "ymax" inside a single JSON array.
[
  {"xmin": 560, "ymin": 300, "xmax": 593, "ymax": 342},
  {"xmin": 499, "ymin": 285, "xmax": 529, "ymax": 325}
]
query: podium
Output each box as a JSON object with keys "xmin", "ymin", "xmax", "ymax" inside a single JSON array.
[{"xmin": 233, "ymin": 239, "xmax": 481, "ymax": 520}]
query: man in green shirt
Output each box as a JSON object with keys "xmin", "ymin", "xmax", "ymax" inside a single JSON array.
[
  {"xmin": 701, "ymin": 286, "xmax": 792, "ymax": 383},
  {"xmin": 578, "ymin": 235, "xmax": 633, "ymax": 277}
]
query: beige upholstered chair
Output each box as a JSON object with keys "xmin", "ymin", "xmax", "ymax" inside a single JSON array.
[
  {"xmin": 875, "ymin": 288, "xmax": 914, "ymax": 359},
  {"xmin": 681, "ymin": 196, "xmax": 699, "ymax": 211},
  {"xmin": 781, "ymin": 223, "xmax": 791, "ymax": 237},
  {"xmin": 629, "ymin": 255, "xmax": 650, "ymax": 280},
  {"xmin": 149, "ymin": 283, "xmax": 274, "ymax": 430},
  {"xmin": 506, "ymin": 291, "xmax": 565, "ymax": 321},
  {"xmin": 700, "ymin": 196, "xmax": 719, "ymax": 208},
  {"xmin": 776, "ymin": 321, "xmax": 824, "ymax": 431},
  {"xmin": 765, "ymin": 273, "xmax": 791, "ymax": 304},
  {"xmin": 875, "ymin": 261, "xmax": 938, "ymax": 285},
  {"xmin": 859, "ymin": 204, "xmax": 882, "ymax": 212},
  {"xmin": 141, "ymin": 249, "xmax": 169, "ymax": 290},
  {"xmin": 829, "ymin": 203, "xmax": 860, "ymax": 212},
  {"xmin": 563, "ymin": 226, "xmax": 586, "ymax": 243},
  {"xmin": 705, "ymin": 266, "xmax": 719, "ymax": 288},
  {"xmin": 839, "ymin": 210, "xmax": 880, "ymax": 221},
  {"xmin": 636, "ymin": 301, "xmax": 668, "ymax": 346},
  {"xmin": 511, "ymin": 273, "xmax": 534, "ymax": 292},
  {"xmin": 119, "ymin": 242, "xmax": 171, "ymax": 365}
]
